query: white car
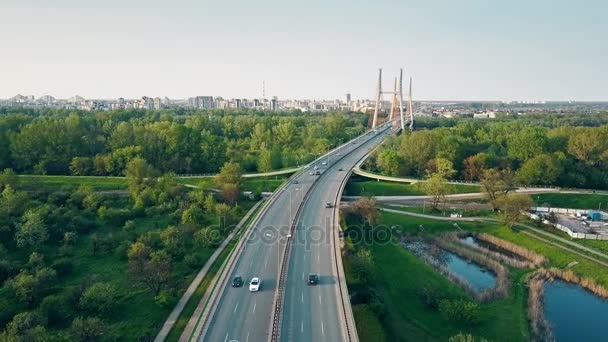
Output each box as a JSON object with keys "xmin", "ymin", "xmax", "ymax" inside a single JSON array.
[
  {"xmin": 322, "ymin": 161, "xmax": 327, "ymax": 165},
  {"xmin": 249, "ymin": 277, "xmax": 261, "ymax": 292}
]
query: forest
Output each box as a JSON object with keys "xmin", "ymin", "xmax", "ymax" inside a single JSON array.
[
  {"xmin": 0, "ymin": 108, "xmax": 368, "ymax": 176},
  {"xmin": 0, "ymin": 157, "xmax": 254, "ymax": 340},
  {"xmin": 365, "ymin": 115, "xmax": 608, "ymax": 190}
]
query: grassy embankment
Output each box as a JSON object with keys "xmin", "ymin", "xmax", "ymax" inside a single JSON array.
[
  {"xmin": 344, "ymin": 178, "xmax": 480, "ymax": 197},
  {"xmin": 347, "ymin": 209, "xmax": 608, "ymax": 341},
  {"xmin": 533, "ymin": 192, "xmax": 608, "ymax": 210},
  {"xmin": 16, "ymin": 174, "xmax": 289, "ymax": 193}
]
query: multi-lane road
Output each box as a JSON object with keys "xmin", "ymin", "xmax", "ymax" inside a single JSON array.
[{"xmin": 199, "ymin": 123, "xmax": 392, "ymax": 342}]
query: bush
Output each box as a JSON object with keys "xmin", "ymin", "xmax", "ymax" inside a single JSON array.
[
  {"xmin": 154, "ymin": 290, "xmax": 172, "ymax": 308},
  {"xmin": 184, "ymin": 253, "xmax": 201, "ymax": 269},
  {"xmin": 51, "ymin": 258, "xmax": 74, "ymax": 277},
  {"xmin": 79, "ymin": 282, "xmax": 117, "ymax": 316},
  {"xmin": 70, "ymin": 316, "xmax": 108, "ymax": 342},
  {"xmin": 439, "ymin": 299, "xmax": 480, "ymax": 325},
  {"xmin": 417, "ymin": 285, "xmax": 443, "ymax": 309},
  {"xmin": 40, "ymin": 294, "xmax": 72, "ymax": 326}
]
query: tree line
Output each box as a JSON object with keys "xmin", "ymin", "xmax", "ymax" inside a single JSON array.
[
  {"xmin": 366, "ymin": 118, "xmax": 608, "ymax": 190},
  {"xmin": 0, "ymin": 108, "xmax": 368, "ymax": 176}
]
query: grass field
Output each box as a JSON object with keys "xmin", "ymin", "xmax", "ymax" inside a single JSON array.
[
  {"xmin": 16, "ymin": 174, "xmax": 289, "ymax": 194},
  {"xmin": 533, "ymin": 193, "xmax": 608, "ymax": 210},
  {"xmin": 382, "ymin": 205, "xmax": 498, "ymax": 219},
  {"xmin": 347, "ymin": 209, "xmax": 608, "ymax": 341},
  {"xmin": 17, "ymin": 175, "xmax": 128, "ymax": 190},
  {"xmin": 345, "ymin": 212, "xmax": 530, "ymax": 341},
  {"xmin": 177, "ymin": 175, "xmax": 288, "ymax": 193},
  {"xmin": 344, "ymin": 178, "xmax": 480, "ymax": 197}
]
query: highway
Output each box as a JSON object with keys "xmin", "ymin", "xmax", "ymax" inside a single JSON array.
[{"xmin": 199, "ymin": 123, "xmax": 392, "ymax": 342}]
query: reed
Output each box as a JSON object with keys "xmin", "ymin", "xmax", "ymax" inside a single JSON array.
[
  {"xmin": 527, "ymin": 272, "xmax": 554, "ymax": 342},
  {"xmin": 477, "ymin": 233, "xmax": 547, "ymax": 267},
  {"xmin": 443, "ymin": 232, "xmax": 545, "ymax": 269}
]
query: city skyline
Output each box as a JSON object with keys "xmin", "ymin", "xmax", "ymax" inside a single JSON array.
[{"xmin": 1, "ymin": 0, "xmax": 607, "ymax": 101}]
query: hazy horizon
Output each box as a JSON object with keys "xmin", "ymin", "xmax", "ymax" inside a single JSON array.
[{"xmin": 1, "ymin": 0, "xmax": 606, "ymax": 101}]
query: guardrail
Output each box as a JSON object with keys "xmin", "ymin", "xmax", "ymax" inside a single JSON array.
[
  {"xmin": 332, "ymin": 169, "xmax": 359, "ymax": 342},
  {"xmin": 189, "ymin": 165, "xmax": 305, "ymax": 341},
  {"xmin": 269, "ymin": 124, "xmax": 393, "ymax": 341}
]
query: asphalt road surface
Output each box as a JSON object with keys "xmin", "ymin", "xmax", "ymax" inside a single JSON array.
[{"xmin": 201, "ymin": 124, "xmax": 392, "ymax": 342}]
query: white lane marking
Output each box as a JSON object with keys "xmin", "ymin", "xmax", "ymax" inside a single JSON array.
[
  {"xmin": 321, "ymin": 321, "xmax": 325, "ymax": 335},
  {"xmin": 301, "ymin": 320, "xmax": 304, "ymax": 333},
  {"xmin": 317, "ymin": 253, "xmax": 320, "ymax": 264},
  {"xmin": 246, "ymin": 332, "xmax": 250, "ymax": 342},
  {"xmin": 224, "ymin": 333, "xmax": 228, "ymax": 342},
  {"xmin": 302, "ymin": 272, "xmax": 304, "ymax": 281},
  {"xmin": 301, "ymin": 292, "xmax": 304, "ymax": 303},
  {"xmin": 233, "ymin": 303, "xmax": 239, "ymax": 313},
  {"xmin": 319, "ymin": 294, "xmax": 322, "ymax": 304},
  {"xmin": 252, "ymin": 301, "xmax": 256, "ymax": 313},
  {"xmin": 264, "ymin": 253, "xmax": 269, "ymax": 269},
  {"xmin": 304, "ymin": 254, "xmax": 306, "ymax": 261}
]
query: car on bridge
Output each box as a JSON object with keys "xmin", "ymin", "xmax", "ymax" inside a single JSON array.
[
  {"xmin": 249, "ymin": 277, "xmax": 261, "ymax": 292},
  {"xmin": 232, "ymin": 275, "xmax": 243, "ymax": 287},
  {"xmin": 315, "ymin": 170, "xmax": 321, "ymax": 175},
  {"xmin": 307, "ymin": 273, "xmax": 319, "ymax": 285},
  {"xmin": 325, "ymin": 202, "xmax": 333, "ymax": 208}
]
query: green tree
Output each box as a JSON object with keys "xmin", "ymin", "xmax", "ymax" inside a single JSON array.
[
  {"xmin": 70, "ymin": 317, "xmax": 108, "ymax": 342},
  {"xmin": 422, "ymin": 158, "xmax": 455, "ymax": 209},
  {"xmin": 480, "ymin": 168, "xmax": 515, "ymax": 211},
  {"xmin": 15, "ymin": 210, "xmax": 48, "ymax": 249},
  {"xmin": 377, "ymin": 149, "xmax": 401, "ymax": 176},
  {"xmin": 194, "ymin": 227, "xmax": 222, "ymax": 248},
  {"xmin": 497, "ymin": 193, "xmax": 533, "ymax": 228},
  {"xmin": 517, "ymin": 154, "xmax": 563, "ymax": 185},
  {"xmin": 125, "ymin": 157, "xmax": 156, "ymax": 196},
  {"xmin": 79, "ymin": 282, "xmax": 117, "ymax": 315},
  {"xmin": 216, "ymin": 162, "xmax": 242, "ymax": 187}
]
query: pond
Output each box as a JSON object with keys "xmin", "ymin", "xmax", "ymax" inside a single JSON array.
[
  {"xmin": 460, "ymin": 236, "xmax": 526, "ymax": 262},
  {"xmin": 444, "ymin": 251, "xmax": 496, "ymax": 292},
  {"xmin": 545, "ymin": 280, "xmax": 608, "ymax": 342}
]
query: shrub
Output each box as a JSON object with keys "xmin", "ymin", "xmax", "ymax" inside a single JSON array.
[
  {"xmin": 40, "ymin": 294, "xmax": 72, "ymax": 326},
  {"xmin": 79, "ymin": 282, "xmax": 117, "ymax": 316},
  {"xmin": 70, "ymin": 316, "xmax": 107, "ymax": 342},
  {"xmin": 439, "ymin": 299, "xmax": 480, "ymax": 325},
  {"xmin": 51, "ymin": 258, "xmax": 74, "ymax": 277}
]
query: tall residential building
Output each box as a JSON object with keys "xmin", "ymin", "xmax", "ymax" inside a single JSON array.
[
  {"xmin": 346, "ymin": 93, "xmax": 351, "ymax": 104},
  {"xmin": 153, "ymin": 97, "xmax": 162, "ymax": 110},
  {"xmin": 187, "ymin": 96, "xmax": 215, "ymax": 109}
]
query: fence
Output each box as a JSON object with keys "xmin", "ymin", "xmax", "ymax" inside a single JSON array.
[{"xmin": 529, "ymin": 207, "xmax": 608, "ymax": 240}]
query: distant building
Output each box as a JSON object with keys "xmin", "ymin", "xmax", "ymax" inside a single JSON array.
[
  {"xmin": 346, "ymin": 93, "xmax": 351, "ymax": 104},
  {"xmin": 188, "ymin": 96, "xmax": 215, "ymax": 109},
  {"xmin": 153, "ymin": 97, "xmax": 162, "ymax": 110},
  {"xmin": 270, "ymin": 96, "xmax": 278, "ymax": 111}
]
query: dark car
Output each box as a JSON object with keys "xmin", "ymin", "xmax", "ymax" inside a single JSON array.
[
  {"xmin": 338, "ymin": 168, "xmax": 343, "ymax": 171},
  {"xmin": 325, "ymin": 202, "xmax": 333, "ymax": 208},
  {"xmin": 307, "ymin": 273, "xmax": 319, "ymax": 285},
  {"xmin": 315, "ymin": 170, "xmax": 321, "ymax": 175},
  {"xmin": 232, "ymin": 275, "xmax": 243, "ymax": 287}
]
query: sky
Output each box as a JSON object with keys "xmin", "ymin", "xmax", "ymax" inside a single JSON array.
[{"xmin": 0, "ymin": 0, "xmax": 606, "ymax": 101}]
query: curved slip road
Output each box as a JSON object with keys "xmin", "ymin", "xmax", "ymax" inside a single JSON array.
[{"xmin": 200, "ymin": 123, "xmax": 393, "ymax": 342}]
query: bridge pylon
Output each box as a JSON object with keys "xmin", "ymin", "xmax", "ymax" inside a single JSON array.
[{"xmin": 371, "ymin": 68, "xmax": 410, "ymax": 131}]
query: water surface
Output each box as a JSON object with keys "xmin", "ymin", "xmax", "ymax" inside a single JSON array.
[
  {"xmin": 444, "ymin": 251, "xmax": 496, "ymax": 292},
  {"xmin": 545, "ymin": 280, "xmax": 608, "ymax": 342}
]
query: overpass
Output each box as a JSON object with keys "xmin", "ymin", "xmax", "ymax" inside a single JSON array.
[{"xmin": 188, "ymin": 123, "xmax": 394, "ymax": 342}]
